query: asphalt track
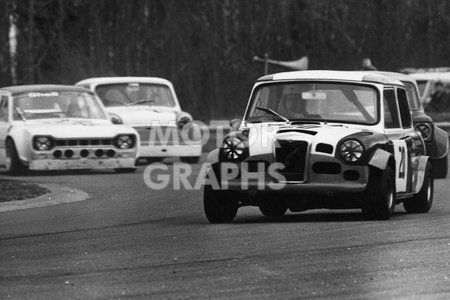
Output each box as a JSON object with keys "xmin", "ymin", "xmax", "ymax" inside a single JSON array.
[{"xmin": 1, "ymin": 157, "xmax": 450, "ymax": 299}]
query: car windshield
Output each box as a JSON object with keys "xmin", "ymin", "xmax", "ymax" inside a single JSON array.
[
  {"xmin": 95, "ymin": 83, "xmax": 176, "ymax": 107},
  {"xmin": 13, "ymin": 91, "xmax": 107, "ymax": 120},
  {"xmin": 245, "ymin": 82, "xmax": 379, "ymax": 125}
]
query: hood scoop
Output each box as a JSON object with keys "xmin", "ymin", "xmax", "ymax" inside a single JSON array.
[{"xmin": 276, "ymin": 128, "xmax": 317, "ymax": 135}]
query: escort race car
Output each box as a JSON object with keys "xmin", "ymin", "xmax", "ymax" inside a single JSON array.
[
  {"xmin": 76, "ymin": 77, "xmax": 202, "ymax": 164},
  {"xmin": 203, "ymin": 71, "xmax": 434, "ymax": 222},
  {"xmin": 0, "ymin": 85, "xmax": 139, "ymax": 175}
]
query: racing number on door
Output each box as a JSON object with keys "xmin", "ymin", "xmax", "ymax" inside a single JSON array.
[
  {"xmin": 393, "ymin": 140, "xmax": 408, "ymax": 193},
  {"xmin": 398, "ymin": 146, "xmax": 406, "ymax": 179}
]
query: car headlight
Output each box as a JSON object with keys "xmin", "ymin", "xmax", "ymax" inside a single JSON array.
[
  {"xmin": 177, "ymin": 112, "xmax": 193, "ymax": 129},
  {"xmin": 114, "ymin": 135, "xmax": 135, "ymax": 149},
  {"xmin": 33, "ymin": 136, "xmax": 54, "ymax": 151},
  {"xmin": 414, "ymin": 123, "xmax": 433, "ymax": 141},
  {"xmin": 339, "ymin": 139, "xmax": 364, "ymax": 163},
  {"xmin": 221, "ymin": 136, "xmax": 247, "ymax": 161}
]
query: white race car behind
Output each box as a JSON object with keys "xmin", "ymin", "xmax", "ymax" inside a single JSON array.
[{"xmin": 76, "ymin": 77, "xmax": 202, "ymax": 164}]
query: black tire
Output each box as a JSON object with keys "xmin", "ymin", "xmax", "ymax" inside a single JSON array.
[
  {"xmin": 146, "ymin": 158, "xmax": 163, "ymax": 164},
  {"xmin": 203, "ymin": 185, "xmax": 238, "ymax": 223},
  {"xmin": 114, "ymin": 168, "xmax": 137, "ymax": 173},
  {"xmin": 259, "ymin": 197, "xmax": 287, "ymax": 217},
  {"xmin": 180, "ymin": 156, "xmax": 200, "ymax": 164},
  {"xmin": 362, "ymin": 166, "xmax": 395, "ymax": 220},
  {"xmin": 432, "ymin": 155, "xmax": 447, "ymax": 179},
  {"xmin": 403, "ymin": 161, "xmax": 433, "ymax": 213},
  {"xmin": 5, "ymin": 139, "xmax": 28, "ymax": 176}
]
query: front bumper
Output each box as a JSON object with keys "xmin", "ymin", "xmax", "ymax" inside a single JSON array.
[
  {"xmin": 25, "ymin": 147, "xmax": 137, "ymax": 170},
  {"xmin": 210, "ymin": 153, "xmax": 369, "ymax": 195},
  {"xmin": 29, "ymin": 157, "xmax": 136, "ymax": 170}
]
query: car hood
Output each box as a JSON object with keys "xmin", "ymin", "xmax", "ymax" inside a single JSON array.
[
  {"xmin": 245, "ymin": 123, "xmax": 370, "ymax": 157},
  {"xmin": 15, "ymin": 118, "xmax": 136, "ymax": 138},
  {"xmin": 106, "ymin": 106, "xmax": 178, "ymax": 126}
]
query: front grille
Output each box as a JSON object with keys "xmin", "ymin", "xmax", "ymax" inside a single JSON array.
[
  {"xmin": 134, "ymin": 126, "xmax": 182, "ymax": 146},
  {"xmin": 275, "ymin": 140, "xmax": 308, "ymax": 181},
  {"xmin": 55, "ymin": 139, "xmax": 113, "ymax": 147}
]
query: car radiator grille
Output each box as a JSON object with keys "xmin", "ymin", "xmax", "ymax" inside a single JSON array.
[
  {"xmin": 275, "ymin": 140, "xmax": 308, "ymax": 181},
  {"xmin": 55, "ymin": 138, "xmax": 113, "ymax": 147},
  {"xmin": 134, "ymin": 126, "xmax": 182, "ymax": 146}
]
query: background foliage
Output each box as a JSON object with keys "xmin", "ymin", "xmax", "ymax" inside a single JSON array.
[{"xmin": 1, "ymin": 0, "xmax": 450, "ymax": 121}]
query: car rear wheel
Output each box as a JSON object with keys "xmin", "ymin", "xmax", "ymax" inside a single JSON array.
[
  {"xmin": 259, "ymin": 197, "xmax": 288, "ymax": 217},
  {"xmin": 403, "ymin": 161, "xmax": 433, "ymax": 213},
  {"xmin": 432, "ymin": 155, "xmax": 447, "ymax": 179},
  {"xmin": 362, "ymin": 166, "xmax": 395, "ymax": 220},
  {"xmin": 203, "ymin": 185, "xmax": 238, "ymax": 223},
  {"xmin": 180, "ymin": 156, "xmax": 200, "ymax": 164},
  {"xmin": 5, "ymin": 139, "xmax": 28, "ymax": 176}
]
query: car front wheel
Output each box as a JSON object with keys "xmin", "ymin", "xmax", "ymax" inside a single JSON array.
[
  {"xmin": 203, "ymin": 185, "xmax": 238, "ymax": 223},
  {"xmin": 362, "ymin": 166, "xmax": 395, "ymax": 220},
  {"xmin": 259, "ymin": 197, "xmax": 287, "ymax": 217},
  {"xmin": 5, "ymin": 139, "xmax": 28, "ymax": 176},
  {"xmin": 403, "ymin": 161, "xmax": 433, "ymax": 213}
]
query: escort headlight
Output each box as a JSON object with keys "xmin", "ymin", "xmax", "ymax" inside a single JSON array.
[
  {"xmin": 115, "ymin": 135, "xmax": 135, "ymax": 149},
  {"xmin": 339, "ymin": 139, "xmax": 364, "ymax": 163},
  {"xmin": 33, "ymin": 136, "xmax": 54, "ymax": 151},
  {"xmin": 414, "ymin": 123, "xmax": 432, "ymax": 141},
  {"xmin": 222, "ymin": 136, "xmax": 247, "ymax": 161}
]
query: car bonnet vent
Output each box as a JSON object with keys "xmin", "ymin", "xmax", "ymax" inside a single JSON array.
[{"xmin": 277, "ymin": 128, "xmax": 317, "ymax": 135}]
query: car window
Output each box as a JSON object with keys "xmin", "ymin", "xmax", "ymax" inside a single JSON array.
[
  {"xmin": 397, "ymin": 88, "xmax": 412, "ymax": 128},
  {"xmin": 0, "ymin": 96, "xmax": 8, "ymax": 122},
  {"xmin": 95, "ymin": 83, "xmax": 176, "ymax": 107},
  {"xmin": 416, "ymin": 80, "xmax": 427, "ymax": 96},
  {"xmin": 403, "ymin": 82, "xmax": 421, "ymax": 109},
  {"xmin": 383, "ymin": 89, "xmax": 401, "ymax": 129},
  {"xmin": 246, "ymin": 82, "xmax": 378, "ymax": 125},
  {"xmin": 12, "ymin": 91, "xmax": 107, "ymax": 120}
]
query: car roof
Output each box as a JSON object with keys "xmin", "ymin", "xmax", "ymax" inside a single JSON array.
[
  {"xmin": 367, "ymin": 71, "xmax": 416, "ymax": 84},
  {"xmin": 409, "ymin": 72, "xmax": 450, "ymax": 81},
  {"xmin": 257, "ymin": 70, "xmax": 404, "ymax": 86},
  {"xmin": 0, "ymin": 84, "xmax": 91, "ymax": 95},
  {"xmin": 76, "ymin": 77, "xmax": 173, "ymax": 86}
]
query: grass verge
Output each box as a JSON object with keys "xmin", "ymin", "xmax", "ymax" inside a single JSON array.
[{"xmin": 0, "ymin": 180, "xmax": 50, "ymax": 202}]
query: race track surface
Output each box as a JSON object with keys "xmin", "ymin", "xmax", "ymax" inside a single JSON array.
[{"xmin": 1, "ymin": 157, "xmax": 449, "ymax": 299}]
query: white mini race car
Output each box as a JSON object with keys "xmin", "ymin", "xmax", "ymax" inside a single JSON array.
[
  {"xmin": 204, "ymin": 71, "xmax": 434, "ymax": 222},
  {"xmin": 0, "ymin": 85, "xmax": 139, "ymax": 175},
  {"xmin": 76, "ymin": 77, "xmax": 202, "ymax": 164}
]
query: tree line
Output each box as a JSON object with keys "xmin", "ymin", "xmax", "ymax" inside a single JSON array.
[{"xmin": 1, "ymin": 0, "xmax": 450, "ymax": 121}]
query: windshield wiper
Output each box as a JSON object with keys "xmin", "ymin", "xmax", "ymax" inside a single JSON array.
[
  {"xmin": 127, "ymin": 99, "xmax": 155, "ymax": 106},
  {"xmin": 15, "ymin": 107, "xmax": 26, "ymax": 121},
  {"xmin": 255, "ymin": 107, "xmax": 289, "ymax": 123}
]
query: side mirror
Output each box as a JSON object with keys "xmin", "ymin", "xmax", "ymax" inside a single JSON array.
[
  {"xmin": 229, "ymin": 119, "xmax": 242, "ymax": 131},
  {"xmin": 110, "ymin": 113, "xmax": 123, "ymax": 124}
]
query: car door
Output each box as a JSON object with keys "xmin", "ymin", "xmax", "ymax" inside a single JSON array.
[
  {"xmin": 0, "ymin": 93, "xmax": 11, "ymax": 166},
  {"xmin": 383, "ymin": 88, "xmax": 413, "ymax": 194}
]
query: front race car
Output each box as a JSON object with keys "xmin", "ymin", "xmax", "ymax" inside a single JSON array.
[{"xmin": 203, "ymin": 72, "xmax": 431, "ymax": 223}]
